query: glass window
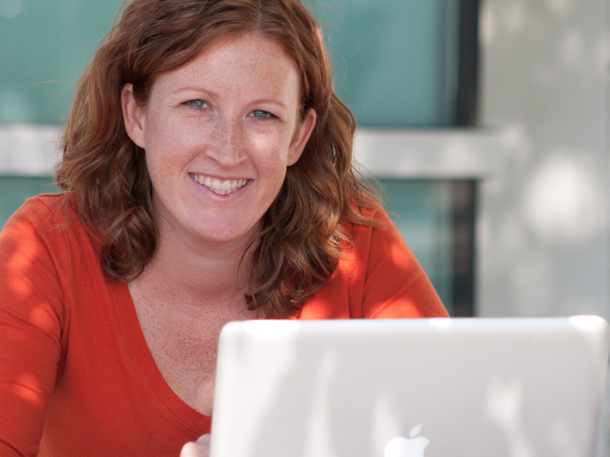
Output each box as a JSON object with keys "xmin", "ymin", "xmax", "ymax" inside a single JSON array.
[
  {"xmin": 0, "ymin": 0, "xmax": 124, "ymax": 124},
  {"xmin": 1, "ymin": 0, "xmax": 461, "ymax": 127},
  {"xmin": 379, "ymin": 179, "xmax": 476, "ymax": 316},
  {"xmin": 312, "ymin": 0, "xmax": 460, "ymax": 127},
  {"xmin": 0, "ymin": 176, "xmax": 58, "ymax": 227}
]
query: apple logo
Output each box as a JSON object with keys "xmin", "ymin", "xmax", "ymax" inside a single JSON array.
[{"xmin": 384, "ymin": 424, "xmax": 430, "ymax": 457}]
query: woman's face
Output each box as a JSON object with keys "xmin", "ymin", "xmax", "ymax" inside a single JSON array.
[{"xmin": 122, "ymin": 32, "xmax": 316, "ymax": 251}]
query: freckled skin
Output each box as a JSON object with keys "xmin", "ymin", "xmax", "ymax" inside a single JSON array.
[
  {"xmin": 124, "ymin": 32, "xmax": 316, "ymax": 252},
  {"xmin": 120, "ymin": 33, "xmax": 316, "ymax": 416}
]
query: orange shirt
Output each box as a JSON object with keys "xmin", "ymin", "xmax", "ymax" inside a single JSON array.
[{"xmin": 0, "ymin": 194, "xmax": 447, "ymax": 456}]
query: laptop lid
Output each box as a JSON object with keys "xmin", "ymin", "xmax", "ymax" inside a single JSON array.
[{"xmin": 210, "ymin": 316, "xmax": 610, "ymax": 457}]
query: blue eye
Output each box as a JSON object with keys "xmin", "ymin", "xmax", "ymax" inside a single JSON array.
[
  {"xmin": 186, "ymin": 99, "xmax": 208, "ymax": 109},
  {"xmin": 251, "ymin": 110, "xmax": 275, "ymax": 120}
]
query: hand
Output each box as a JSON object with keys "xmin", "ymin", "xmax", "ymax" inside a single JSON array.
[{"xmin": 180, "ymin": 434, "xmax": 211, "ymax": 457}]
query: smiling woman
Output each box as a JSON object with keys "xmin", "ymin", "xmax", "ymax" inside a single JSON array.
[
  {"xmin": 121, "ymin": 33, "xmax": 316, "ymax": 251},
  {"xmin": 0, "ymin": 0, "xmax": 447, "ymax": 456}
]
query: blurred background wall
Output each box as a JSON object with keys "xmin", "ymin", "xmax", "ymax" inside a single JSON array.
[{"xmin": 478, "ymin": 0, "xmax": 609, "ymax": 320}]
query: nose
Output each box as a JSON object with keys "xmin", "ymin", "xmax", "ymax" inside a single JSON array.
[{"xmin": 207, "ymin": 118, "xmax": 247, "ymax": 167}]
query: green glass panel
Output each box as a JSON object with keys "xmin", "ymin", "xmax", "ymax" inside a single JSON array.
[
  {"xmin": 311, "ymin": 0, "xmax": 460, "ymax": 127},
  {"xmin": 0, "ymin": 0, "xmax": 124, "ymax": 124},
  {"xmin": 1, "ymin": 0, "xmax": 460, "ymax": 127},
  {"xmin": 0, "ymin": 176, "xmax": 59, "ymax": 228},
  {"xmin": 378, "ymin": 179, "xmax": 454, "ymax": 313}
]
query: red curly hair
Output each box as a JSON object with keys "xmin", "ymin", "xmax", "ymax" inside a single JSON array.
[{"xmin": 56, "ymin": 0, "xmax": 378, "ymax": 317}]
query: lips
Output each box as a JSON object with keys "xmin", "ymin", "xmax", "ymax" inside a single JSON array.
[{"xmin": 190, "ymin": 173, "xmax": 249, "ymax": 195}]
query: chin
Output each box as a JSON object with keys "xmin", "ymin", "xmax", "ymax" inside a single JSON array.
[{"xmin": 194, "ymin": 223, "xmax": 260, "ymax": 246}]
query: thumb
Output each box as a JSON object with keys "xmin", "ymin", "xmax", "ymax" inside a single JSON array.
[
  {"xmin": 196, "ymin": 434, "xmax": 211, "ymax": 446},
  {"xmin": 180, "ymin": 434, "xmax": 211, "ymax": 457}
]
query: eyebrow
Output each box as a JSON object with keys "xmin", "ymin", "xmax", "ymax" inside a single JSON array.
[
  {"xmin": 172, "ymin": 87, "xmax": 220, "ymax": 98},
  {"xmin": 250, "ymin": 98, "xmax": 288, "ymax": 110},
  {"xmin": 172, "ymin": 87, "xmax": 288, "ymax": 110}
]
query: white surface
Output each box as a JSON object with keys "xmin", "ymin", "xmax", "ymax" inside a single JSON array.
[
  {"xmin": 0, "ymin": 124, "xmax": 60, "ymax": 175},
  {"xmin": 477, "ymin": 0, "xmax": 609, "ymax": 319},
  {"xmin": 211, "ymin": 317, "xmax": 610, "ymax": 457},
  {"xmin": 353, "ymin": 128, "xmax": 503, "ymax": 179}
]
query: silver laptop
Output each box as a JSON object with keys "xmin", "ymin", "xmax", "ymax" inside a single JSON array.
[{"xmin": 210, "ymin": 317, "xmax": 610, "ymax": 457}]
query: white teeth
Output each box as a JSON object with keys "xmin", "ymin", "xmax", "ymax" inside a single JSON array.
[{"xmin": 192, "ymin": 174, "xmax": 247, "ymax": 195}]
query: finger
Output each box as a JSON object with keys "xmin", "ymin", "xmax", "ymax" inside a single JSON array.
[
  {"xmin": 196, "ymin": 434, "xmax": 211, "ymax": 446},
  {"xmin": 180, "ymin": 442, "xmax": 209, "ymax": 457}
]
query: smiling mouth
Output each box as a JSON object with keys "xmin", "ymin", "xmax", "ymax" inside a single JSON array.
[{"xmin": 190, "ymin": 173, "xmax": 249, "ymax": 195}]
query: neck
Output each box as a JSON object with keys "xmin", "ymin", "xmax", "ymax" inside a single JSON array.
[{"xmin": 131, "ymin": 220, "xmax": 259, "ymax": 308}]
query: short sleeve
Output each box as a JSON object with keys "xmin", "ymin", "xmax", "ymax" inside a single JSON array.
[{"xmin": 0, "ymin": 198, "xmax": 66, "ymax": 456}]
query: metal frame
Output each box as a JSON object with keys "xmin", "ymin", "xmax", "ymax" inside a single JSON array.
[{"xmin": 456, "ymin": 0, "xmax": 480, "ymax": 126}]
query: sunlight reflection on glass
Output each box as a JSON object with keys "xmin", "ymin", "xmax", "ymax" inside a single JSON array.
[
  {"xmin": 0, "ymin": 0, "xmax": 21, "ymax": 18},
  {"xmin": 0, "ymin": 89, "xmax": 35, "ymax": 122}
]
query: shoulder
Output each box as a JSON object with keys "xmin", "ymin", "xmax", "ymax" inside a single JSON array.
[
  {"xmin": 341, "ymin": 201, "xmax": 448, "ymax": 318},
  {"xmin": 346, "ymin": 196, "xmax": 398, "ymax": 229},
  {"xmin": 0, "ymin": 192, "xmax": 110, "ymax": 324},
  {"xmin": 4, "ymin": 193, "xmax": 79, "ymax": 230},
  {"xmin": 343, "ymin": 199, "xmax": 404, "ymax": 255},
  {"xmin": 0, "ymin": 193, "xmax": 102, "ymax": 273}
]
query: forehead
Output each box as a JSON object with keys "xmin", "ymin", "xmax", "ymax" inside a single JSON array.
[{"xmin": 151, "ymin": 32, "xmax": 302, "ymax": 102}]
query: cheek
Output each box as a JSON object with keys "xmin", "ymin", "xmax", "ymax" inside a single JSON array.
[
  {"xmin": 251, "ymin": 128, "xmax": 294, "ymax": 163},
  {"xmin": 255, "ymin": 146, "xmax": 291, "ymax": 188},
  {"xmin": 143, "ymin": 131, "xmax": 187, "ymax": 194},
  {"xmin": 260, "ymin": 162, "xmax": 289, "ymax": 207},
  {"xmin": 145, "ymin": 152, "xmax": 174, "ymax": 202},
  {"xmin": 256, "ymin": 134, "xmax": 296, "ymax": 196},
  {"xmin": 146, "ymin": 118, "xmax": 179, "ymax": 148},
  {"xmin": 144, "ymin": 117, "xmax": 198, "ymax": 173}
]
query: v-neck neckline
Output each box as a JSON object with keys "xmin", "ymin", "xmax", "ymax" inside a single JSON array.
[{"xmin": 110, "ymin": 280, "xmax": 211, "ymax": 431}]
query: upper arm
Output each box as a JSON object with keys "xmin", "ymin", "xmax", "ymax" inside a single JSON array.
[{"xmin": 0, "ymin": 200, "xmax": 65, "ymax": 456}]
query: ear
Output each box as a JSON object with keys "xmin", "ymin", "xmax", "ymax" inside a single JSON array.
[
  {"xmin": 287, "ymin": 108, "xmax": 316, "ymax": 166},
  {"xmin": 121, "ymin": 83, "xmax": 147, "ymax": 149}
]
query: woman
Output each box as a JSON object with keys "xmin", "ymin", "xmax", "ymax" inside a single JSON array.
[{"xmin": 0, "ymin": 0, "xmax": 447, "ymax": 455}]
